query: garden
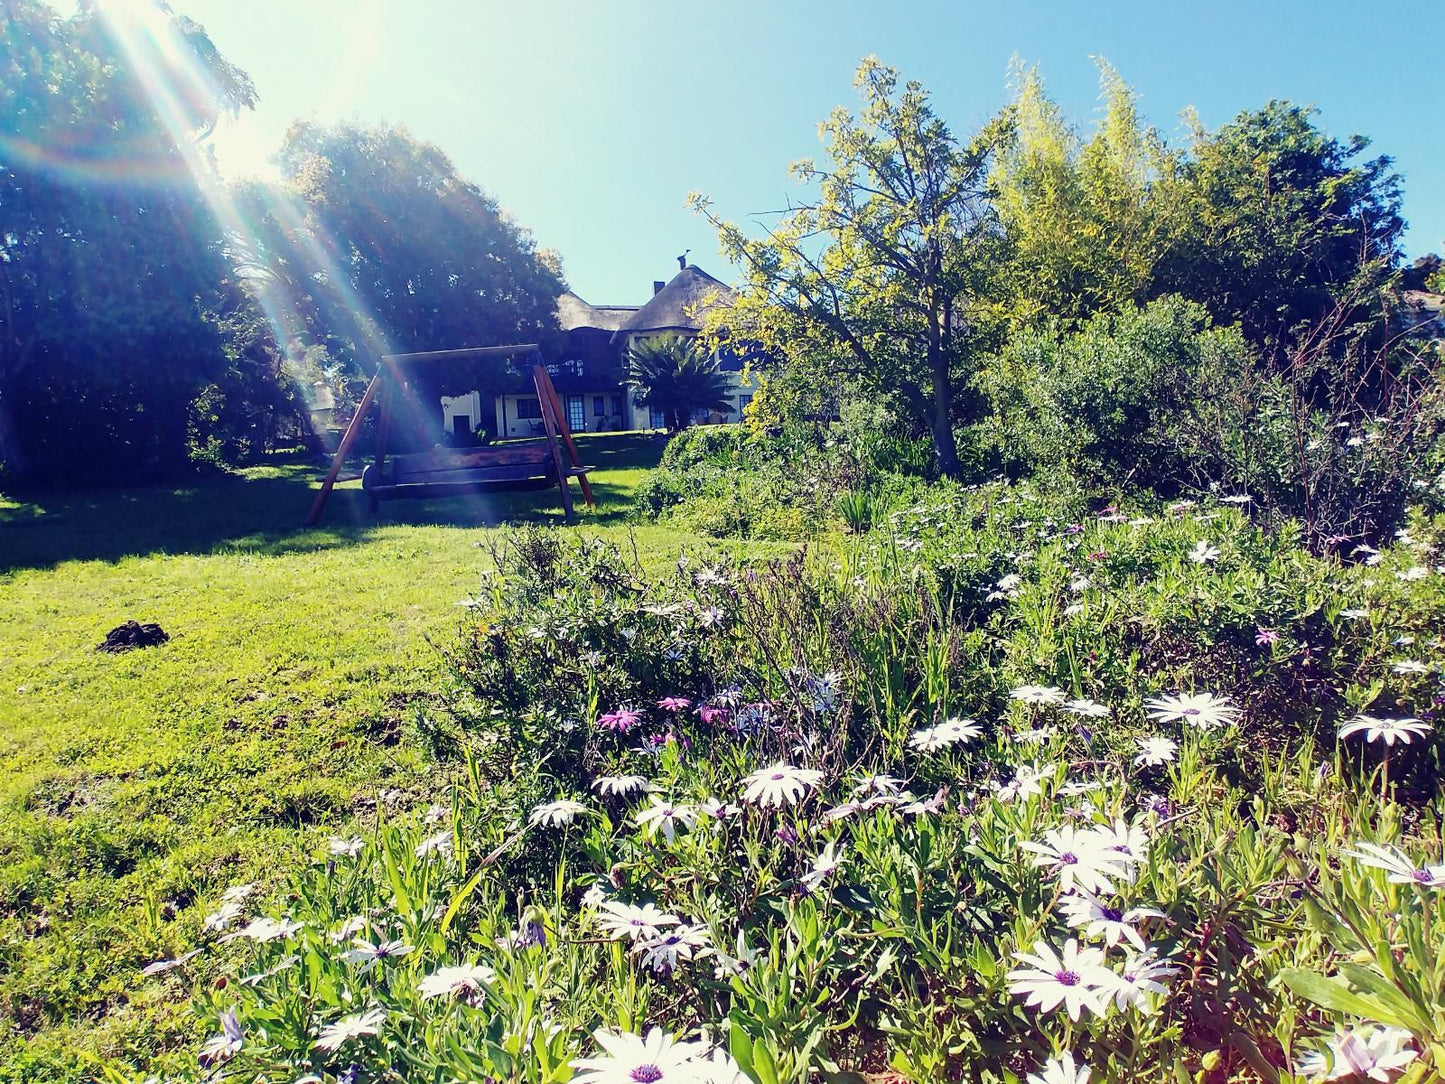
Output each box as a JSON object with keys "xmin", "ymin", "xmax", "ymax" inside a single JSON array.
[{"xmin": 5, "ymin": 5, "xmax": 1445, "ymax": 1083}]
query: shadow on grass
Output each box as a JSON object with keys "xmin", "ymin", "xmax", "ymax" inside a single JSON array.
[{"xmin": 0, "ymin": 432, "xmax": 669, "ymax": 573}]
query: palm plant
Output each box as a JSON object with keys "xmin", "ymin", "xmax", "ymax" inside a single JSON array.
[{"xmin": 625, "ymin": 335, "xmax": 733, "ymax": 432}]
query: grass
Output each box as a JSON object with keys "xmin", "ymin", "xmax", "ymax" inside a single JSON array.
[{"xmin": 0, "ymin": 432, "xmax": 777, "ymax": 1082}]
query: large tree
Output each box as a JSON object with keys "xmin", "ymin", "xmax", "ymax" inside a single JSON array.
[
  {"xmin": 1157, "ymin": 101, "xmax": 1405, "ymax": 360},
  {"xmin": 690, "ymin": 58, "xmax": 1008, "ymax": 477},
  {"xmin": 0, "ymin": 0, "xmax": 260, "ymax": 484},
  {"xmin": 625, "ymin": 335, "xmax": 733, "ymax": 432}
]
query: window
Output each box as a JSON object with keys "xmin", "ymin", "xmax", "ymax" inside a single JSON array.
[
  {"xmin": 568, "ymin": 395, "xmax": 585, "ymax": 431},
  {"xmin": 593, "ymin": 396, "xmax": 606, "ymax": 417},
  {"xmin": 649, "ymin": 406, "xmax": 666, "ymax": 429},
  {"xmin": 690, "ymin": 406, "xmax": 711, "ymax": 425},
  {"xmin": 611, "ymin": 395, "xmax": 624, "ymax": 416},
  {"xmin": 515, "ymin": 397, "xmax": 542, "ymax": 420},
  {"xmin": 739, "ymin": 394, "xmax": 753, "ymax": 415}
]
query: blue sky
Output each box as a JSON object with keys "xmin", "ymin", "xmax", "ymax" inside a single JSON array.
[{"xmin": 168, "ymin": 0, "xmax": 1444, "ymax": 303}]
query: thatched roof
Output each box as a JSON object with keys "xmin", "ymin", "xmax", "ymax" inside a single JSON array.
[
  {"xmin": 556, "ymin": 291, "xmax": 639, "ymax": 332},
  {"xmin": 614, "ymin": 265, "xmax": 736, "ymax": 338}
]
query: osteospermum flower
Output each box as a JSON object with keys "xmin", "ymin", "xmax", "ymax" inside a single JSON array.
[
  {"xmin": 593, "ymin": 775, "xmax": 653, "ymax": 798},
  {"xmin": 198, "ymin": 1010, "xmax": 244, "ymax": 1066},
  {"xmin": 634, "ymin": 922, "xmax": 712, "ymax": 973},
  {"xmin": 570, "ymin": 1027, "xmax": 706, "ymax": 1083},
  {"xmin": 223, "ymin": 916, "xmax": 302, "ymax": 943},
  {"xmin": 1060, "ymin": 891, "xmax": 1163, "ymax": 950},
  {"xmin": 1107, "ymin": 952, "xmax": 1180, "ymax": 1012},
  {"xmin": 1027, "ymin": 1052, "xmax": 1090, "ymax": 1084},
  {"xmin": 993, "ymin": 763, "xmax": 1051, "ymax": 802},
  {"xmin": 800, "ymin": 841, "xmax": 845, "ymax": 894},
  {"xmin": 1296, "ymin": 1024, "xmax": 1419, "ymax": 1082},
  {"xmin": 417, "ymin": 962, "xmax": 496, "ymax": 999},
  {"xmin": 529, "ymin": 799, "xmax": 589, "ymax": 828},
  {"xmin": 634, "ymin": 796, "xmax": 699, "ymax": 844},
  {"xmin": 313, "ymin": 1008, "xmax": 385, "ymax": 1052},
  {"xmin": 1021, "ymin": 826, "xmax": 1133, "ymax": 894},
  {"xmin": 1392, "ymin": 660, "xmax": 1429, "ymax": 675},
  {"xmin": 1187, "ymin": 540, "xmax": 1220, "ymax": 564},
  {"xmin": 1062, "ymin": 698, "xmax": 1110, "ymax": 719},
  {"xmin": 340, "ymin": 938, "xmax": 414, "ymax": 973},
  {"xmin": 656, "ymin": 696, "xmax": 691, "ymax": 712},
  {"xmin": 740, "ymin": 763, "xmax": 824, "ymax": 809},
  {"xmin": 1133, "ymin": 735, "xmax": 1178, "ymax": 767},
  {"xmin": 1012, "ymin": 684, "xmax": 1068, "ymax": 706},
  {"xmin": 414, "ymin": 829, "xmax": 454, "ymax": 859},
  {"xmin": 1144, "ymin": 691, "xmax": 1239, "ymax": 731},
  {"xmin": 1344, "ymin": 842, "xmax": 1445, "ymax": 888},
  {"xmin": 1007, "ymin": 939, "xmax": 1115, "ymax": 1020},
  {"xmin": 597, "ymin": 708, "xmax": 643, "ymax": 733},
  {"xmin": 1338, "ymin": 715, "xmax": 1431, "ymax": 746},
  {"xmin": 328, "ymin": 836, "xmax": 365, "ymax": 857},
  {"xmin": 597, "ymin": 900, "xmax": 680, "ymax": 942}
]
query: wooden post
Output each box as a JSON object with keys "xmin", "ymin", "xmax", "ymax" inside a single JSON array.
[
  {"xmin": 304, "ymin": 369, "xmax": 383, "ymax": 527},
  {"xmin": 533, "ymin": 365, "xmax": 595, "ymax": 508},
  {"xmin": 533, "ymin": 368, "xmax": 575, "ymax": 522},
  {"xmin": 370, "ymin": 364, "xmax": 395, "ymax": 514}
]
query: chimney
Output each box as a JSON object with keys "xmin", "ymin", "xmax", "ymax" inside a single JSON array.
[{"xmin": 653, "ymin": 280, "xmax": 665, "ymax": 295}]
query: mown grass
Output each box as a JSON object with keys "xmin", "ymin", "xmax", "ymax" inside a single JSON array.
[{"xmin": 0, "ymin": 433, "xmax": 777, "ymax": 1083}]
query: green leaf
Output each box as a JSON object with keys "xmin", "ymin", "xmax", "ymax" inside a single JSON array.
[
  {"xmin": 751, "ymin": 1038, "xmax": 781, "ymax": 1084},
  {"xmin": 1279, "ymin": 968, "xmax": 1415, "ymax": 1031},
  {"xmin": 441, "ymin": 866, "xmax": 485, "ymax": 936}
]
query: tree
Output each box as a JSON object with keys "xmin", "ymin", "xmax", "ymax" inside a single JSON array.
[
  {"xmin": 690, "ymin": 58, "xmax": 1008, "ymax": 477},
  {"xmin": 993, "ymin": 61, "xmax": 1191, "ymax": 327},
  {"xmin": 625, "ymin": 335, "xmax": 732, "ymax": 432},
  {"xmin": 1156, "ymin": 101, "xmax": 1405, "ymax": 360},
  {"xmin": 0, "ymin": 0, "xmax": 261, "ymax": 483}
]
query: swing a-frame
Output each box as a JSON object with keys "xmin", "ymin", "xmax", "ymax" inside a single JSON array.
[{"xmin": 303, "ymin": 344, "xmax": 595, "ymax": 526}]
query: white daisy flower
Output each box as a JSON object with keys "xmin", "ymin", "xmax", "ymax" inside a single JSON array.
[
  {"xmin": 528, "ymin": 799, "xmax": 589, "ymax": 828},
  {"xmin": 1028, "ymin": 1051, "xmax": 1090, "ymax": 1084},
  {"xmin": 313, "ymin": 1008, "xmax": 385, "ymax": 1052},
  {"xmin": 1337, "ymin": 715, "xmax": 1431, "ymax": 746},
  {"xmin": 1062, "ymin": 698, "xmax": 1110, "ymax": 719},
  {"xmin": 634, "ymin": 797, "xmax": 699, "ymax": 844},
  {"xmin": 1060, "ymin": 891, "xmax": 1163, "ymax": 950},
  {"xmin": 223, "ymin": 916, "xmax": 302, "ymax": 943},
  {"xmin": 1020, "ymin": 826, "xmax": 1132, "ymax": 894},
  {"xmin": 596, "ymin": 900, "xmax": 680, "ymax": 942},
  {"xmin": 328, "ymin": 836, "xmax": 365, "ymax": 858},
  {"xmin": 1187, "ymin": 540, "xmax": 1220, "ymax": 564},
  {"xmin": 1011, "ymin": 684, "xmax": 1068, "ymax": 706},
  {"xmin": 1338, "ymin": 607, "xmax": 1369, "ymax": 619},
  {"xmin": 593, "ymin": 775, "xmax": 653, "ymax": 798},
  {"xmin": 571, "ymin": 1027, "xmax": 706, "ymax": 1083},
  {"xmin": 1296, "ymin": 1024, "xmax": 1418, "ymax": 1082},
  {"xmin": 417, "ymin": 962, "xmax": 496, "ymax": 999},
  {"xmin": 993, "ymin": 763, "xmax": 1051, "ymax": 802},
  {"xmin": 1144, "ymin": 691, "xmax": 1239, "ymax": 731},
  {"xmin": 1107, "ymin": 951, "xmax": 1180, "ymax": 1012},
  {"xmin": 740, "ymin": 763, "xmax": 824, "ymax": 809},
  {"xmin": 634, "ymin": 923, "xmax": 712, "ymax": 973},
  {"xmin": 414, "ymin": 829, "xmax": 455, "ymax": 859},
  {"xmin": 1392, "ymin": 660, "xmax": 1430, "ymax": 675},
  {"xmin": 198, "ymin": 1010, "xmax": 244, "ymax": 1066},
  {"xmin": 340, "ymin": 938, "xmax": 414, "ymax": 973},
  {"xmin": 1344, "ymin": 842, "xmax": 1445, "ymax": 888},
  {"xmin": 1133, "ymin": 735, "xmax": 1178, "ymax": 767},
  {"xmin": 799, "ymin": 841, "xmax": 845, "ymax": 894},
  {"xmin": 1007, "ymin": 939, "xmax": 1115, "ymax": 1020}
]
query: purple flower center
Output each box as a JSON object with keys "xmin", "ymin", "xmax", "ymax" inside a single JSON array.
[
  {"xmin": 1059, "ymin": 852, "xmax": 1077, "ymax": 865},
  {"xmin": 1056, "ymin": 970, "xmax": 1080, "ymax": 986},
  {"xmin": 631, "ymin": 1066, "xmax": 664, "ymax": 1082},
  {"xmin": 771, "ymin": 773, "xmax": 785, "ymax": 781},
  {"xmin": 1102, "ymin": 906, "xmax": 1123, "ymax": 921},
  {"xmin": 1183, "ymin": 707, "xmax": 1199, "ymax": 716},
  {"xmin": 1414, "ymin": 868, "xmax": 1433, "ymax": 883}
]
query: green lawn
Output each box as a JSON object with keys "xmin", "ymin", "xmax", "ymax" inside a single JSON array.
[{"xmin": 0, "ymin": 433, "xmax": 763, "ymax": 1082}]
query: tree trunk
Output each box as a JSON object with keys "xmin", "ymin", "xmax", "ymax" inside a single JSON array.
[
  {"xmin": 927, "ymin": 308, "xmax": 961, "ymax": 478},
  {"xmin": 0, "ymin": 385, "xmax": 24, "ymax": 485}
]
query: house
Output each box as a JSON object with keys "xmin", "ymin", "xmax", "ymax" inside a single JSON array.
[{"xmin": 485, "ymin": 261, "xmax": 759, "ymax": 439}]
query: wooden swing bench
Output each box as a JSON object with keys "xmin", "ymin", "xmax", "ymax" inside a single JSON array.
[
  {"xmin": 361, "ymin": 442, "xmax": 594, "ymax": 501},
  {"xmin": 304, "ymin": 344, "xmax": 595, "ymax": 525}
]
